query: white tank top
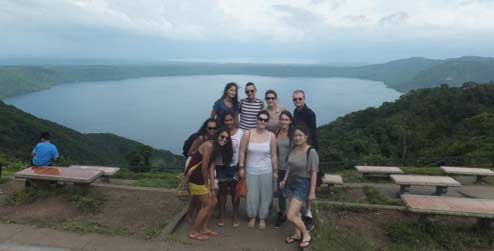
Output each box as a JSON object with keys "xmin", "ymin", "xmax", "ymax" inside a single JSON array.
[
  {"xmin": 230, "ymin": 129, "xmax": 244, "ymax": 166},
  {"xmin": 246, "ymin": 132, "xmax": 273, "ymax": 175}
]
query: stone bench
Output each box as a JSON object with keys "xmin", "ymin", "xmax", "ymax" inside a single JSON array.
[
  {"xmin": 322, "ymin": 174, "xmax": 343, "ymax": 192},
  {"xmin": 440, "ymin": 166, "xmax": 494, "ymax": 184},
  {"xmin": 355, "ymin": 165, "xmax": 403, "ymax": 178},
  {"xmin": 15, "ymin": 166, "xmax": 103, "ymax": 189},
  {"xmin": 69, "ymin": 165, "xmax": 120, "ymax": 183},
  {"xmin": 391, "ymin": 175, "xmax": 461, "ymax": 196},
  {"xmin": 402, "ymin": 194, "xmax": 494, "ymax": 225}
]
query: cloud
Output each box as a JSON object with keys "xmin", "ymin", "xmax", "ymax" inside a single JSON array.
[
  {"xmin": 0, "ymin": 0, "xmax": 493, "ymax": 62},
  {"xmin": 378, "ymin": 12, "xmax": 409, "ymax": 26}
]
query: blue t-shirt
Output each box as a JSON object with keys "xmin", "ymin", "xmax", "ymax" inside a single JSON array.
[
  {"xmin": 213, "ymin": 99, "xmax": 238, "ymax": 125},
  {"xmin": 32, "ymin": 142, "xmax": 59, "ymax": 166}
]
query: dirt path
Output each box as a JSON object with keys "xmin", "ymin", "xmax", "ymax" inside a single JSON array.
[{"xmin": 170, "ymin": 198, "xmax": 302, "ymax": 251}]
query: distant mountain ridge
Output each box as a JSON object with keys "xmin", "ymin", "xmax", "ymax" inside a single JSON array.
[
  {"xmin": 1, "ymin": 56, "xmax": 493, "ymax": 99},
  {"xmin": 0, "ymin": 101, "xmax": 183, "ymax": 169}
]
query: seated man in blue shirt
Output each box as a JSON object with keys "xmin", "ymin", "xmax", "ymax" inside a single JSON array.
[{"xmin": 32, "ymin": 132, "xmax": 59, "ymax": 167}]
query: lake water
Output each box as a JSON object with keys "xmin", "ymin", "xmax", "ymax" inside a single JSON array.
[{"xmin": 5, "ymin": 75, "xmax": 401, "ymax": 154}]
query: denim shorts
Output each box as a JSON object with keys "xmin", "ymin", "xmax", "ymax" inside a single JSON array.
[
  {"xmin": 286, "ymin": 175, "xmax": 310, "ymax": 201},
  {"xmin": 216, "ymin": 165, "xmax": 238, "ymax": 182}
]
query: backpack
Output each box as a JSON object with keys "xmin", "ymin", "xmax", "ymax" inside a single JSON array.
[
  {"xmin": 182, "ymin": 132, "xmax": 200, "ymax": 157},
  {"xmin": 306, "ymin": 146, "xmax": 324, "ymax": 187}
]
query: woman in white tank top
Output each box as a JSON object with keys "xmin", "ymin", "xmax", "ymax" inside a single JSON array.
[{"xmin": 239, "ymin": 110, "xmax": 278, "ymax": 229}]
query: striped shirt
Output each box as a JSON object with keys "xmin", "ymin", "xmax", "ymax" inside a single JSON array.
[{"xmin": 239, "ymin": 98, "xmax": 264, "ymax": 130}]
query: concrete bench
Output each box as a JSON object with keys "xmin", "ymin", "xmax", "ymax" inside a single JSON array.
[
  {"xmin": 69, "ymin": 165, "xmax": 120, "ymax": 183},
  {"xmin": 355, "ymin": 165, "xmax": 403, "ymax": 178},
  {"xmin": 391, "ymin": 175, "xmax": 461, "ymax": 196},
  {"xmin": 15, "ymin": 166, "xmax": 103, "ymax": 189},
  {"xmin": 402, "ymin": 194, "xmax": 494, "ymax": 225},
  {"xmin": 440, "ymin": 166, "xmax": 494, "ymax": 184},
  {"xmin": 322, "ymin": 174, "xmax": 343, "ymax": 192}
]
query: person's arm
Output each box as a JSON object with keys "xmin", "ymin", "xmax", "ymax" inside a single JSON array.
[
  {"xmin": 200, "ymin": 142, "xmax": 213, "ymax": 194},
  {"xmin": 238, "ymin": 130, "xmax": 250, "ymax": 180},
  {"xmin": 308, "ymin": 149, "xmax": 319, "ymax": 200},
  {"xmin": 209, "ymin": 161, "xmax": 216, "ymax": 196},
  {"xmin": 309, "ymin": 110, "xmax": 319, "ymax": 150},
  {"xmin": 210, "ymin": 109, "xmax": 217, "ymax": 119},
  {"xmin": 187, "ymin": 136, "xmax": 204, "ymax": 156},
  {"xmin": 52, "ymin": 145, "xmax": 60, "ymax": 161},
  {"xmin": 279, "ymin": 152, "xmax": 291, "ymax": 190},
  {"xmin": 269, "ymin": 132, "xmax": 278, "ymax": 181}
]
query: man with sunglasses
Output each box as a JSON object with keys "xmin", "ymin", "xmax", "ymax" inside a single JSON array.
[
  {"xmin": 238, "ymin": 82, "xmax": 264, "ymax": 130},
  {"xmin": 292, "ymin": 89, "xmax": 318, "ymax": 232}
]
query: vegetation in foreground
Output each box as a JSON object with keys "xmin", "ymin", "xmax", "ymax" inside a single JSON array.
[{"xmin": 314, "ymin": 205, "xmax": 494, "ymax": 251}]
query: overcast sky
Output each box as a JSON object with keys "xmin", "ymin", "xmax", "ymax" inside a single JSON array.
[{"xmin": 1, "ymin": 0, "xmax": 493, "ymax": 64}]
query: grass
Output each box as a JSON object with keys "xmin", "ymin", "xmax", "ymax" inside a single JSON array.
[
  {"xmin": 3, "ymin": 185, "xmax": 106, "ymax": 214},
  {"xmin": 362, "ymin": 186, "xmax": 402, "ymax": 206},
  {"xmin": 401, "ymin": 166, "xmax": 445, "ymax": 176},
  {"xmin": 313, "ymin": 205, "xmax": 379, "ymax": 251},
  {"xmin": 385, "ymin": 222, "xmax": 494, "ymax": 251},
  {"xmin": 114, "ymin": 170, "xmax": 179, "ymax": 189},
  {"xmin": 70, "ymin": 190, "xmax": 106, "ymax": 214},
  {"xmin": 57, "ymin": 220, "xmax": 130, "ymax": 236}
]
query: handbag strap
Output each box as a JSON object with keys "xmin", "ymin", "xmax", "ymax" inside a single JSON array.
[{"xmin": 185, "ymin": 161, "xmax": 202, "ymax": 177}]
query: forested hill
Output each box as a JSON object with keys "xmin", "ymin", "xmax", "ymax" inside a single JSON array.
[
  {"xmin": 0, "ymin": 101, "xmax": 183, "ymax": 169},
  {"xmin": 1, "ymin": 56, "xmax": 493, "ymax": 99},
  {"xmin": 318, "ymin": 83, "xmax": 494, "ymax": 164}
]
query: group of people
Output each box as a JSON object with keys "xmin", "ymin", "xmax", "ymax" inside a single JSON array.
[{"xmin": 183, "ymin": 82, "xmax": 319, "ymax": 248}]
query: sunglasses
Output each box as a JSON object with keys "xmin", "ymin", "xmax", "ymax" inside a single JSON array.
[
  {"xmin": 208, "ymin": 127, "xmax": 217, "ymax": 130},
  {"xmin": 293, "ymin": 97, "xmax": 304, "ymax": 101},
  {"xmin": 219, "ymin": 135, "xmax": 229, "ymax": 140},
  {"xmin": 265, "ymin": 97, "xmax": 276, "ymax": 100},
  {"xmin": 258, "ymin": 117, "xmax": 269, "ymax": 122},
  {"xmin": 245, "ymin": 89, "xmax": 255, "ymax": 94}
]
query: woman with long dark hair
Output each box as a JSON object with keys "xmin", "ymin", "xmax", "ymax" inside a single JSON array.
[
  {"xmin": 216, "ymin": 112, "xmax": 244, "ymax": 227},
  {"xmin": 187, "ymin": 128, "xmax": 233, "ymax": 241},
  {"xmin": 239, "ymin": 110, "xmax": 278, "ymax": 230},
  {"xmin": 274, "ymin": 110, "xmax": 293, "ymax": 228},
  {"xmin": 280, "ymin": 125, "xmax": 318, "ymax": 248},
  {"xmin": 185, "ymin": 118, "xmax": 217, "ymax": 223},
  {"xmin": 210, "ymin": 82, "xmax": 239, "ymax": 126}
]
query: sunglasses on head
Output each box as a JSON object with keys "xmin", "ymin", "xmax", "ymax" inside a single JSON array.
[
  {"xmin": 265, "ymin": 96, "xmax": 276, "ymax": 100},
  {"xmin": 258, "ymin": 117, "xmax": 269, "ymax": 122},
  {"xmin": 293, "ymin": 97, "xmax": 304, "ymax": 101},
  {"xmin": 245, "ymin": 89, "xmax": 255, "ymax": 94}
]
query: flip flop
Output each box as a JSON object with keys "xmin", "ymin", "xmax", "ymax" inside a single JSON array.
[
  {"xmin": 189, "ymin": 233, "xmax": 209, "ymax": 241},
  {"xmin": 285, "ymin": 236, "xmax": 301, "ymax": 244},
  {"xmin": 201, "ymin": 230, "xmax": 220, "ymax": 236},
  {"xmin": 233, "ymin": 221, "xmax": 240, "ymax": 228},
  {"xmin": 300, "ymin": 236, "xmax": 312, "ymax": 248},
  {"xmin": 217, "ymin": 221, "xmax": 225, "ymax": 227}
]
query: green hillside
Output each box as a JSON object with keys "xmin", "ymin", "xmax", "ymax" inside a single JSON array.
[
  {"xmin": 1, "ymin": 56, "xmax": 493, "ymax": 99},
  {"xmin": 400, "ymin": 57, "xmax": 494, "ymax": 91},
  {"xmin": 0, "ymin": 101, "xmax": 183, "ymax": 169},
  {"xmin": 318, "ymin": 83, "xmax": 494, "ymax": 165}
]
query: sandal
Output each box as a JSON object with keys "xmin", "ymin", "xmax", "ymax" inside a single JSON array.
[
  {"xmin": 233, "ymin": 221, "xmax": 240, "ymax": 228},
  {"xmin": 300, "ymin": 236, "xmax": 312, "ymax": 248},
  {"xmin": 217, "ymin": 221, "xmax": 224, "ymax": 227},
  {"xmin": 189, "ymin": 233, "xmax": 209, "ymax": 241},
  {"xmin": 285, "ymin": 236, "xmax": 302, "ymax": 244},
  {"xmin": 201, "ymin": 230, "xmax": 220, "ymax": 236}
]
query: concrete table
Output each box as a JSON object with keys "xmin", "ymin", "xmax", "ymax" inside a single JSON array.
[
  {"xmin": 69, "ymin": 165, "xmax": 120, "ymax": 183},
  {"xmin": 391, "ymin": 175, "xmax": 461, "ymax": 196},
  {"xmin": 15, "ymin": 166, "xmax": 103, "ymax": 189},
  {"xmin": 440, "ymin": 166, "xmax": 494, "ymax": 184},
  {"xmin": 322, "ymin": 174, "xmax": 343, "ymax": 193},
  {"xmin": 402, "ymin": 194, "xmax": 494, "ymax": 225},
  {"xmin": 355, "ymin": 165, "xmax": 403, "ymax": 178}
]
